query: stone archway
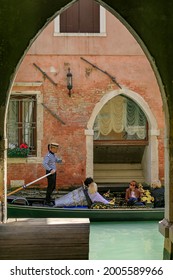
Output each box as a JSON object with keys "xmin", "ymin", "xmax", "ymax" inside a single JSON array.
[
  {"xmin": 1, "ymin": 0, "xmax": 173, "ymax": 259},
  {"xmin": 0, "ymin": 0, "xmax": 168, "ymax": 216},
  {"xmin": 85, "ymin": 87, "xmax": 160, "ymax": 184}
]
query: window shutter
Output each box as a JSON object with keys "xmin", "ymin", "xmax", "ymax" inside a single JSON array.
[
  {"xmin": 80, "ymin": 0, "xmax": 99, "ymax": 33},
  {"xmin": 60, "ymin": 0, "xmax": 100, "ymax": 33},
  {"xmin": 60, "ymin": 1, "xmax": 79, "ymax": 33}
]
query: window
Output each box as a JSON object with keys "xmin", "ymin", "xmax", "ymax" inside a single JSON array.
[
  {"xmin": 54, "ymin": 0, "xmax": 106, "ymax": 36},
  {"xmin": 94, "ymin": 96, "xmax": 148, "ymax": 143},
  {"xmin": 7, "ymin": 95, "xmax": 37, "ymax": 156}
]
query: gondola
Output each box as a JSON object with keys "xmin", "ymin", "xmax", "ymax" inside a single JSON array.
[{"xmin": 7, "ymin": 180, "xmax": 164, "ymax": 221}]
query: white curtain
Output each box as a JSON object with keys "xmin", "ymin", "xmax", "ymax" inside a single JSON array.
[
  {"xmin": 23, "ymin": 100, "xmax": 33, "ymax": 146},
  {"xmin": 94, "ymin": 96, "xmax": 147, "ymax": 140},
  {"xmin": 125, "ymin": 99, "xmax": 146, "ymax": 139},
  {"xmin": 7, "ymin": 101, "xmax": 19, "ymax": 147},
  {"xmin": 7, "ymin": 97, "xmax": 35, "ymax": 148}
]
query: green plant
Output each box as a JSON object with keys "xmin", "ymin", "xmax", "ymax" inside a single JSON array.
[{"xmin": 7, "ymin": 147, "xmax": 30, "ymax": 158}]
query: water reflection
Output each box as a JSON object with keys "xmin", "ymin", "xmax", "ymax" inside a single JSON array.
[{"xmin": 89, "ymin": 221, "xmax": 164, "ymax": 260}]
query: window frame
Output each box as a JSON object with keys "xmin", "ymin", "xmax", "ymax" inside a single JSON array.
[
  {"xmin": 54, "ymin": 5, "xmax": 106, "ymax": 37},
  {"xmin": 7, "ymin": 91, "xmax": 42, "ymax": 158}
]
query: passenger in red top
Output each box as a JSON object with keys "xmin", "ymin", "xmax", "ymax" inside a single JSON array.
[{"xmin": 125, "ymin": 180, "xmax": 142, "ymax": 206}]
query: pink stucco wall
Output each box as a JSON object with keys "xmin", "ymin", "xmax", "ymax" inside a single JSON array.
[{"xmin": 28, "ymin": 11, "xmax": 144, "ymax": 55}]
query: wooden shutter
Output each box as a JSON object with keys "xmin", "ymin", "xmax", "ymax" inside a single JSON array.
[
  {"xmin": 60, "ymin": 0, "xmax": 100, "ymax": 33},
  {"xmin": 60, "ymin": 1, "xmax": 79, "ymax": 33},
  {"xmin": 80, "ymin": 0, "xmax": 99, "ymax": 32}
]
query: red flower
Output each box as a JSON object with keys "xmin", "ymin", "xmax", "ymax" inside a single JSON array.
[{"xmin": 20, "ymin": 143, "xmax": 28, "ymax": 149}]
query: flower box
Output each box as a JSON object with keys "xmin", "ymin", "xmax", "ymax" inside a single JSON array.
[{"xmin": 7, "ymin": 148, "xmax": 30, "ymax": 158}]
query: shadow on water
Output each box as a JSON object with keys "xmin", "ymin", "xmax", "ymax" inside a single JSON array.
[{"xmin": 89, "ymin": 221, "xmax": 164, "ymax": 260}]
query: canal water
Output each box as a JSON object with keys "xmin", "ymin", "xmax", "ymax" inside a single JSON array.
[{"xmin": 89, "ymin": 221, "xmax": 164, "ymax": 260}]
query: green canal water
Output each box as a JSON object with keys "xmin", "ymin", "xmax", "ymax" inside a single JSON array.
[{"xmin": 89, "ymin": 221, "xmax": 164, "ymax": 260}]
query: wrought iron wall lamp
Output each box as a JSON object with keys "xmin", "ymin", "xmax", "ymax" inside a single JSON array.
[{"xmin": 67, "ymin": 68, "xmax": 73, "ymax": 96}]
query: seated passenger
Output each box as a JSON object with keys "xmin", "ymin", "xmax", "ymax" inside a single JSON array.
[
  {"xmin": 54, "ymin": 177, "xmax": 109, "ymax": 208},
  {"xmin": 88, "ymin": 182, "xmax": 110, "ymax": 204},
  {"xmin": 84, "ymin": 177, "xmax": 109, "ymax": 205},
  {"xmin": 151, "ymin": 179, "xmax": 165, "ymax": 208},
  {"xmin": 125, "ymin": 180, "xmax": 142, "ymax": 206}
]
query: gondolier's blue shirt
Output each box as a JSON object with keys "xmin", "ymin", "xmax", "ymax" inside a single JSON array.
[{"xmin": 43, "ymin": 151, "xmax": 62, "ymax": 172}]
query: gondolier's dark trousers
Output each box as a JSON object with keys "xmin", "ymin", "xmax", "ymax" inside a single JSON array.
[{"xmin": 46, "ymin": 170, "xmax": 56, "ymax": 203}]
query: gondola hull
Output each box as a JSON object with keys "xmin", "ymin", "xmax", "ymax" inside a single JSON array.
[{"xmin": 7, "ymin": 203, "xmax": 164, "ymax": 221}]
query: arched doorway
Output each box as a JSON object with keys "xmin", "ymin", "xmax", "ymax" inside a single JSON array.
[{"xmin": 86, "ymin": 88, "xmax": 160, "ymax": 185}]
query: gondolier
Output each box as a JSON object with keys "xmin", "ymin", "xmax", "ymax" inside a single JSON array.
[{"xmin": 43, "ymin": 143, "xmax": 62, "ymax": 206}]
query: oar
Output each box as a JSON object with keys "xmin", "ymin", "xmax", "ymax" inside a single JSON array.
[{"xmin": 7, "ymin": 173, "xmax": 51, "ymax": 196}]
